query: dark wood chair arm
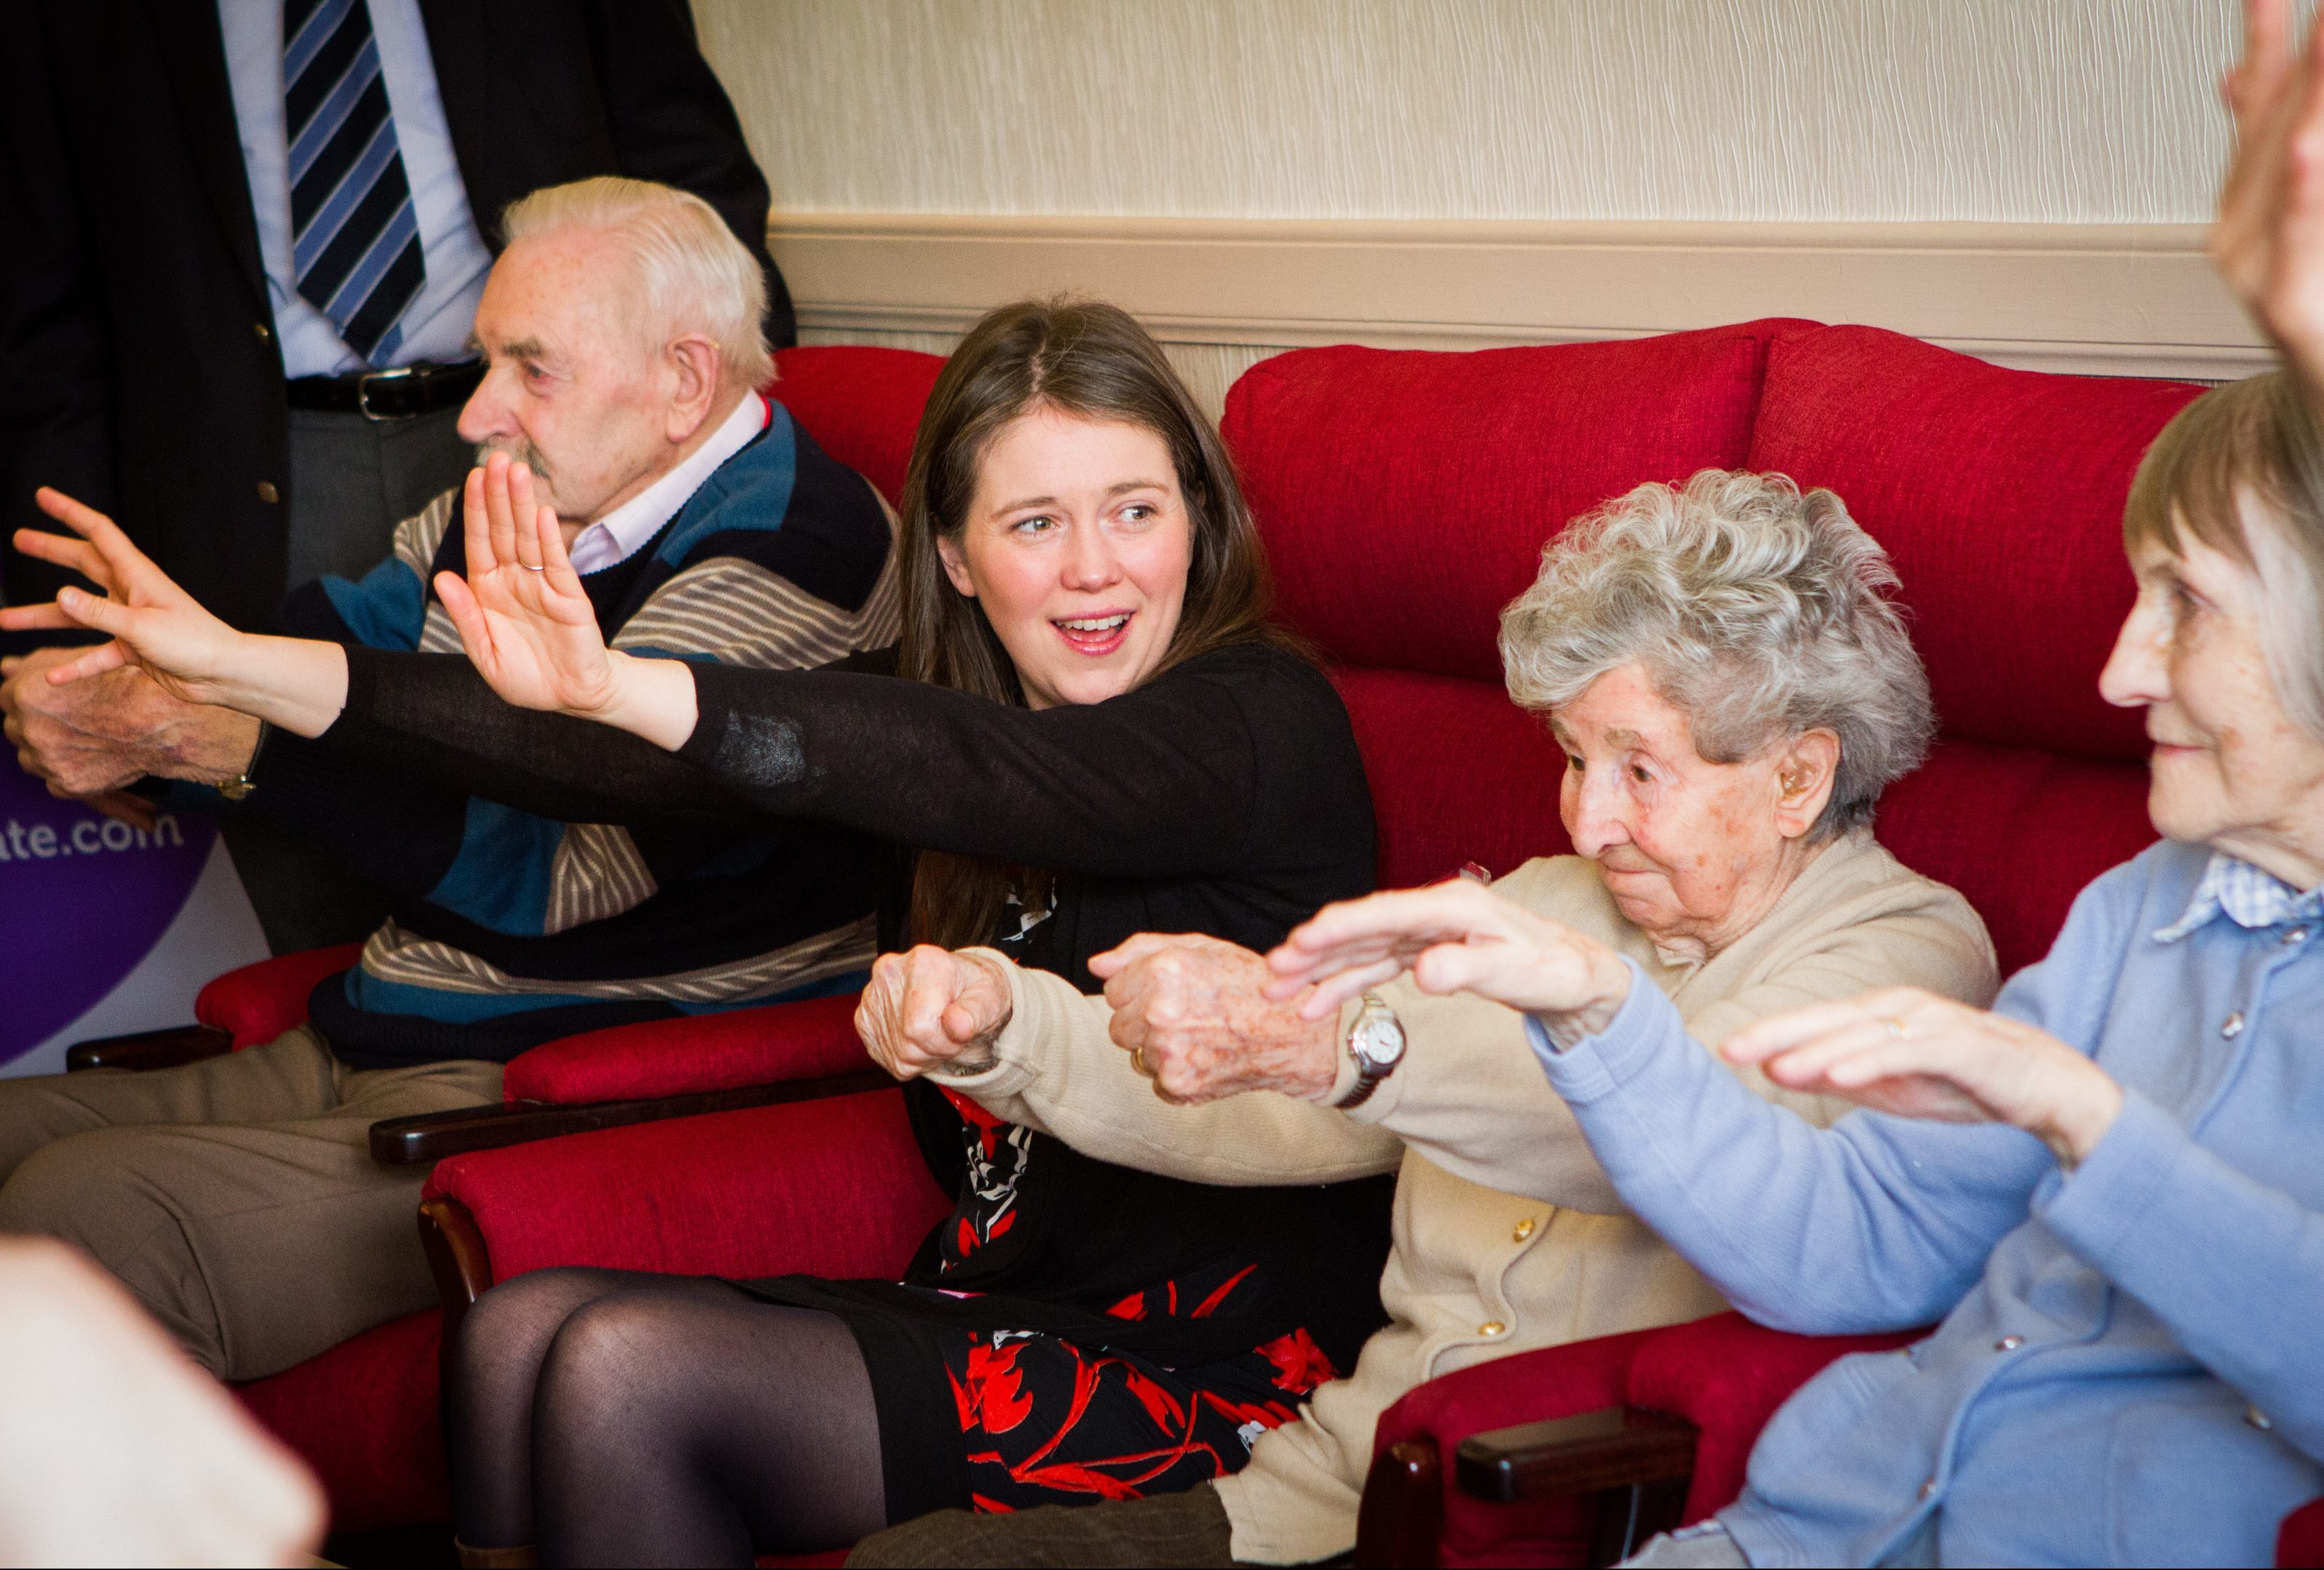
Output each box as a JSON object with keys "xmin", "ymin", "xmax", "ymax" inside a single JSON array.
[
  {"xmin": 1455, "ymin": 1406, "xmax": 1699, "ymax": 1568},
  {"xmin": 65, "ymin": 1023, "xmax": 234, "ymax": 1073},
  {"xmin": 367, "ymin": 1067, "xmax": 896, "ymax": 1166},
  {"xmin": 417, "ymin": 1194, "xmax": 493, "ymax": 1373},
  {"xmin": 1354, "ymin": 1440, "xmax": 1444, "ymax": 1569}
]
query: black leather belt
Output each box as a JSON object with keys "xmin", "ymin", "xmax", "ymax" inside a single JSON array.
[{"xmin": 285, "ymin": 359, "xmax": 485, "ymax": 419}]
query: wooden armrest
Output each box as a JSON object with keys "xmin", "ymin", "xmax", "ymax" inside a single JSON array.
[
  {"xmin": 1456, "ymin": 1406, "xmax": 1698, "ymax": 1567},
  {"xmin": 368, "ymin": 1067, "xmax": 895, "ymax": 1166},
  {"xmin": 65, "ymin": 1024, "xmax": 234, "ymax": 1073}
]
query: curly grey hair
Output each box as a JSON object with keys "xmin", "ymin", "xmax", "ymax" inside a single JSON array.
[{"xmin": 1499, "ymin": 469, "xmax": 1934, "ymax": 840}]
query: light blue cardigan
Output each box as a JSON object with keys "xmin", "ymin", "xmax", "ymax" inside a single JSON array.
[{"xmin": 1530, "ymin": 837, "xmax": 2324, "ymax": 1568}]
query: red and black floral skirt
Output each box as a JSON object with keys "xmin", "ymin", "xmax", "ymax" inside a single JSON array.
[{"xmin": 936, "ymin": 1276, "xmax": 1339, "ymax": 1513}]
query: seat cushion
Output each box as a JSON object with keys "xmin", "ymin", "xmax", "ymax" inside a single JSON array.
[
  {"xmin": 233, "ymin": 1309, "xmax": 448, "ymax": 1533},
  {"xmin": 1227, "ymin": 322, "xmax": 1810, "ymax": 682},
  {"xmin": 767, "ymin": 346, "xmax": 945, "ymax": 507},
  {"xmin": 1746, "ymin": 326, "xmax": 2203, "ymax": 762},
  {"xmin": 426, "ymin": 1090, "xmax": 950, "ymax": 1284}
]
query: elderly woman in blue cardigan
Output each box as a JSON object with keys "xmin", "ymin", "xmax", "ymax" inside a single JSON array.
[{"xmin": 1264, "ymin": 31, "xmax": 2324, "ymax": 1562}]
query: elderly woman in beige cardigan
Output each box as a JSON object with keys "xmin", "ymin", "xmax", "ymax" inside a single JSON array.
[{"xmin": 847, "ymin": 470, "xmax": 1998, "ymax": 1569}]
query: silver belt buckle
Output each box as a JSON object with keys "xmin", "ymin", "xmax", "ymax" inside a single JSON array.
[{"xmin": 356, "ymin": 365, "xmax": 419, "ymax": 422}]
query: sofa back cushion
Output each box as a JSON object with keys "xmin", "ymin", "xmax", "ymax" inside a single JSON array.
[
  {"xmin": 1749, "ymin": 327, "xmax": 2200, "ymax": 973},
  {"xmin": 1224, "ymin": 323, "xmax": 1807, "ymax": 681},
  {"xmin": 767, "ymin": 345, "xmax": 945, "ymax": 507}
]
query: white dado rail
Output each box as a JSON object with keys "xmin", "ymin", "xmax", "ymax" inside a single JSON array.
[{"xmin": 768, "ymin": 212, "xmax": 2267, "ymax": 385}]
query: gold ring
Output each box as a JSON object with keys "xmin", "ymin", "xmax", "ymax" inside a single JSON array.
[
  {"xmin": 1131, "ymin": 1045, "xmax": 1149, "ymax": 1076},
  {"xmin": 1880, "ymin": 1016, "xmax": 1911, "ymax": 1042}
]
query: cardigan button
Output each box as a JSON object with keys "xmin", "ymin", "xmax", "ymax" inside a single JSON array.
[
  {"xmin": 1919, "ymin": 1478, "xmax": 1937, "ymax": 1499},
  {"xmin": 2285, "ymin": 928, "xmax": 2309, "ymax": 946},
  {"xmin": 1477, "ymin": 1321, "xmax": 1506, "ymax": 1337},
  {"xmin": 1512, "ymin": 1217, "xmax": 1536, "ymax": 1242},
  {"xmin": 2248, "ymin": 1404, "xmax": 2274, "ymax": 1430},
  {"xmin": 255, "ymin": 480, "xmax": 280, "ymax": 504},
  {"xmin": 1995, "ymin": 1335, "xmax": 2024, "ymax": 1351},
  {"xmin": 2222, "ymin": 1011, "xmax": 2246, "ymax": 1039}
]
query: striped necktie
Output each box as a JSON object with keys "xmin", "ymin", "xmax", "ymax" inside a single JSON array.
[{"xmin": 283, "ymin": 0, "xmax": 428, "ymax": 365}]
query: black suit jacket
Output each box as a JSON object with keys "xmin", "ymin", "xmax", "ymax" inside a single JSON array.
[{"xmin": 0, "ymin": 0, "xmax": 794, "ymax": 632}]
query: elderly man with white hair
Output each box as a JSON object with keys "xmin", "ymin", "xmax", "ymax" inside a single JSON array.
[
  {"xmin": 0, "ymin": 177, "xmax": 897, "ymax": 1382},
  {"xmin": 844, "ymin": 470, "xmax": 1998, "ymax": 1568}
]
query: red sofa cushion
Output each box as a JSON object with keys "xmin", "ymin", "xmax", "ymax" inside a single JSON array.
[
  {"xmin": 1225, "ymin": 322, "xmax": 1809, "ymax": 683},
  {"xmin": 1746, "ymin": 326, "xmax": 2202, "ymax": 763},
  {"xmin": 1621, "ymin": 1313, "xmax": 1921, "ymax": 1525},
  {"xmin": 1331, "ymin": 667, "xmax": 1571, "ymax": 890},
  {"xmin": 501, "ymin": 993, "xmax": 868, "ymax": 1104},
  {"xmin": 1874, "ymin": 740, "xmax": 2155, "ymax": 978},
  {"xmin": 194, "ymin": 943, "xmax": 366, "ymax": 1049},
  {"xmin": 234, "ymin": 1310, "xmax": 449, "ymax": 1533},
  {"xmin": 767, "ymin": 346, "xmax": 945, "ymax": 508},
  {"xmin": 1371, "ymin": 1326, "xmax": 1666, "ymax": 1569},
  {"xmin": 426, "ymin": 1090, "xmax": 951, "ymax": 1285}
]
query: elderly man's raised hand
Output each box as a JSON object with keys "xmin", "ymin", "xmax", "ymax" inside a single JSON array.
[
  {"xmin": 0, "ymin": 1238, "xmax": 324, "ymax": 1568},
  {"xmin": 1089, "ymin": 933, "xmax": 1340, "ymax": 1103},
  {"xmin": 2217, "ymin": 0, "xmax": 2324, "ymax": 390},
  {"xmin": 1266, "ymin": 879, "xmax": 1633, "ymax": 1039},
  {"xmin": 1721, "ymin": 988, "xmax": 2125, "ymax": 1167},
  {"xmin": 856, "ymin": 944, "xmax": 1015, "ymax": 1080}
]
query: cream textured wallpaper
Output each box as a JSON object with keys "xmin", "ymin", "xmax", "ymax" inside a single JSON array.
[{"xmin": 695, "ymin": 0, "xmax": 2238, "ymax": 223}]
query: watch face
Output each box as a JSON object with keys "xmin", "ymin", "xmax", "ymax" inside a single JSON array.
[{"xmin": 1352, "ymin": 1008, "xmax": 1405, "ymax": 1071}]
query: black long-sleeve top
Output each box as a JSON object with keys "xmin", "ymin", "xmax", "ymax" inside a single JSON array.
[{"xmin": 326, "ymin": 639, "xmax": 1396, "ymax": 1377}]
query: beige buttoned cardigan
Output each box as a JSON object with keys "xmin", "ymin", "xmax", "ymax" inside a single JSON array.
[{"xmin": 935, "ymin": 832, "xmax": 1998, "ymax": 1564}]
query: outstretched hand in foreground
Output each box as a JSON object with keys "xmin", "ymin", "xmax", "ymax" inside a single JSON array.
[
  {"xmin": 433, "ymin": 454, "xmax": 698, "ymax": 750},
  {"xmin": 0, "ymin": 489, "xmax": 346, "ymax": 736},
  {"xmin": 0, "ymin": 1237, "xmax": 324, "ymax": 1568},
  {"xmin": 2217, "ymin": 0, "xmax": 2324, "ymax": 392}
]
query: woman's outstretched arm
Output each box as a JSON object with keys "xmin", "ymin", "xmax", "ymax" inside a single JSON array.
[{"xmin": 0, "ymin": 486, "xmax": 348, "ymax": 735}]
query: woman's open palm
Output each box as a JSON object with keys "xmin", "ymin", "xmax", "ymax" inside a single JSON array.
[
  {"xmin": 434, "ymin": 454, "xmax": 618, "ymax": 716},
  {"xmin": 0, "ymin": 488, "xmax": 246, "ymax": 706}
]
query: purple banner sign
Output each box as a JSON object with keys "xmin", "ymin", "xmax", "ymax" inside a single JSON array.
[{"xmin": 0, "ymin": 768, "xmax": 214, "ymax": 1065}]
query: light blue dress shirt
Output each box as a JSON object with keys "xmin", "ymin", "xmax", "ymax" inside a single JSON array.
[
  {"xmin": 218, "ymin": 0, "xmax": 493, "ymax": 377},
  {"xmin": 1529, "ymin": 837, "xmax": 2324, "ymax": 1567}
]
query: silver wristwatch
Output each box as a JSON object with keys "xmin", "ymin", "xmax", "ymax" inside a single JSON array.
[{"xmin": 1334, "ymin": 992, "xmax": 1406, "ymax": 1109}]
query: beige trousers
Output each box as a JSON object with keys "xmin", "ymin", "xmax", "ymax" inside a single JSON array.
[{"xmin": 0, "ymin": 1028, "xmax": 500, "ymax": 1381}]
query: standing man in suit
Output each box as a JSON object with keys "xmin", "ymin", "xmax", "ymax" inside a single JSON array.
[{"xmin": 0, "ymin": 0, "xmax": 794, "ymax": 951}]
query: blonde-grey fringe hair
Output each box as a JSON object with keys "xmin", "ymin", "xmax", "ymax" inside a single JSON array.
[
  {"xmin": 501, "ymin": 176, "xmax": 772, "ymax": 390},
  {"xmin": 1499, "ymin": 469, "xmax": 1934, "ymax": 840}
]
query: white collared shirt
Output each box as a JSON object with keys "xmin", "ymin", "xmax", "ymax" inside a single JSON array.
[
  {"xmin": 2152, "ymin": 850, "xmax": 2324, "ymax": 944},
  {"xmin": 217, "ymin": 0, "xmax": 495, "ymax": 377},
  {"xmin": 565, "ymin": 392, "xmax": 770, "ymax": 576}
]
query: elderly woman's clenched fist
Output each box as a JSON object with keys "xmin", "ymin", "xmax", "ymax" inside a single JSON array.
[{"xmin": 855, "ymin": 945, "xmax": 1015, "ymax": 1080}]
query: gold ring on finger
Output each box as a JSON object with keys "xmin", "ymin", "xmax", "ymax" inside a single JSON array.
[
  {"xmin": 1879, "ymin": 1016, "xmax": 1911, "ymax": 1042},
  {"xmin": 1131, "ymin": 1046, "xmax": 1150, "ymax": 1076}
]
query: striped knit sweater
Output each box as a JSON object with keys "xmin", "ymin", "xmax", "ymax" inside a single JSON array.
[{"xmin": 250, "ymin": 406, "xmax": 897, "ymax": 1068}]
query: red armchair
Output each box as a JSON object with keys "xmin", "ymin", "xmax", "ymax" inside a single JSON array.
[{"xmin": 1355, "ymin": 1311, "xmax": 2324, "ymax": 1569}]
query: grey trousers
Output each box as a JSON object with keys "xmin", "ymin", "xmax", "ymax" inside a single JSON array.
[
  {"xmin": 0, "ymin": 1026, "xmax": 499, "ymax": 1381},
  {"xmin": 847, "ymin": 1483, "xmax": 1243, "ymax": 1568},
  {"xmin": 222, "ymin": 402, "xmax": 471, "ymax": 955}
]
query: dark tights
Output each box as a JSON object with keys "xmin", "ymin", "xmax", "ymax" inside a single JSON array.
[{"xmin": 447, "ymin": 1267, "xmax": 888, "ymax": 1567}]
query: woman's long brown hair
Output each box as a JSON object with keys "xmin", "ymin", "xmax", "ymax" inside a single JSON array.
[{"xmin": 897, "ymin": 297, "xmax": 1291, "ymax": 948}]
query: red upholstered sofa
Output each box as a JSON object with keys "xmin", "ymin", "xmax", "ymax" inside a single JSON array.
[{"xmin": 406, "ymin": 320, "xmax": 2258, "ymax": 1561}]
